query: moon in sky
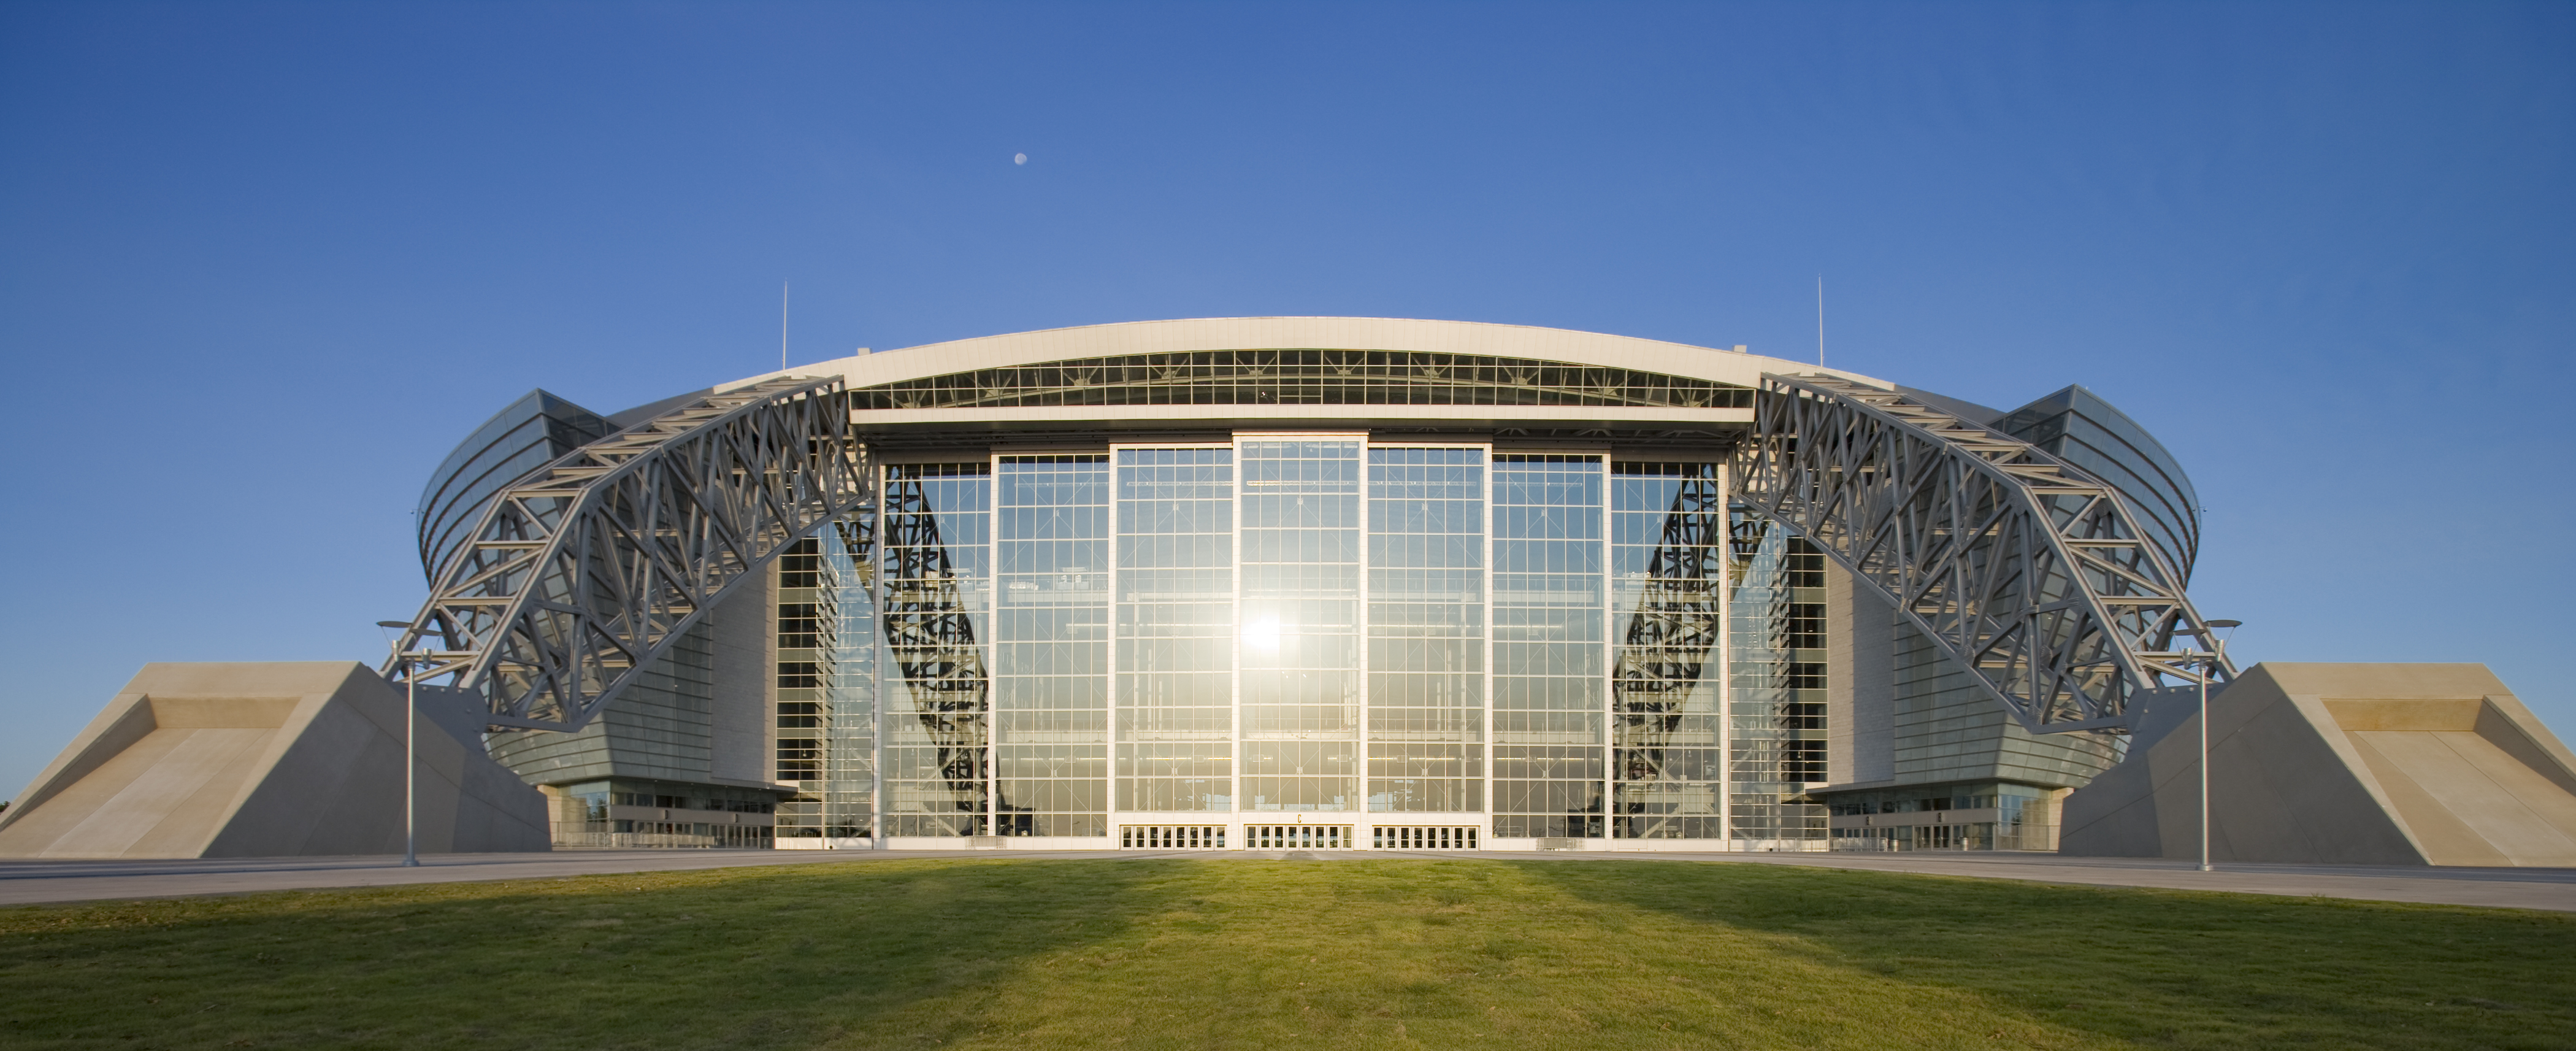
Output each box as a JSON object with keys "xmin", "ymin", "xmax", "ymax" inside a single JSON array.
[{"xmin": 1013, "ymin": 152, "xmax": 1027, "ymax": 165}]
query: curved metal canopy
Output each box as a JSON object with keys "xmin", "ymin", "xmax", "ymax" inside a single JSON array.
[
  {"xmin": 383, "ymin": 376, "xmax": 870, "ymax": 733},
  {"xmin": 1735, "ymin": 373, "xmax": 2234, "ymax": 733}
]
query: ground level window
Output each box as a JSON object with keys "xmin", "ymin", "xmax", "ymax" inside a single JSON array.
[
  {"xmin": 1119, "ymin": 825, "xmax": 1227, "ymax": 849},
  {"xmin": 1244, "ymin": 825, "xmax": 1351, "ymax": 849},
  {"xmin": 1371, "ymin": 826, "xmax": 1478, "ymax": 849}
]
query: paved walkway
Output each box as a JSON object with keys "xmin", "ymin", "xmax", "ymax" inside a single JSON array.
[{"xmin": 2, "ymin": 847, "xmax": 2570, "ymax": 912}]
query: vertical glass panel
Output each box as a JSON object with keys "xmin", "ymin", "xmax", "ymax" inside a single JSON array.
[
  {"xmin": 1609, "ymin": 463, "xmax": 1725, "ymax": 839},
  {"xmin": 1238, "ymin": 439, "xmax": 1362, "ymax": 812},
  {"xmin": 1726, "ymin": 518, "xmax": 1829, "ymax": 847},
  {"xmin": 1366, "ymin": 447, "xmax": 1485, "ymax": 813},
  {"xmin": 773, "ymin": 537, "xmax": 829, "ymax": 840},
  {"xmin": 1489, "ymin": 453, "xmax": 1606, "ymax": 837},
  {"xmin": 993, "ymin": 455, "xmax": 1110, "ymax": 836},
  {"xmin": 824, "ymin": 514, "xmax": 877, "ymax": 839},
  {"xmin": 880, "ymin": 463, "xmax": 992, "ymax": 837},
  {"xmin": 1115, "ymin": 448, "xmax": 1235, "ymax": 811}
]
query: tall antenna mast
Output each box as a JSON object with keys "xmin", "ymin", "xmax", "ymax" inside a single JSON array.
[
  {"xmin": 780, "ymin": 281, "xmax": 790, "ymax": 371},
  {"xmin": 1816, "ymin": 274, "xmax": 1825, "ymax": 368}
]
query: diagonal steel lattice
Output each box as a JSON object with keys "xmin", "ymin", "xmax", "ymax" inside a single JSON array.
[
  {"xmin": 1611, "ymin": 469, "xmax": 1728, "ymax": 838},
  {"xmin": 877, "ymin": 469, "xmax": 993, "ymax": 832},
  {"xmin": 383, "ymin": 376, "xmax": 872, "ymax": 732},
  {"xmin": 1736, "ymin": 373, "xmax": 2233, "ymax": 733}
]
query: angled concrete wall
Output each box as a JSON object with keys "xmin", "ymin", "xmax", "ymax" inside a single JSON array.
[
  {"xmin": 2060, "ymin": 663, "xmax": 2576, "ymax": 866},
  {"xmin": 0, "ymin": 663, "xmax": 550, "ymax": 858}
]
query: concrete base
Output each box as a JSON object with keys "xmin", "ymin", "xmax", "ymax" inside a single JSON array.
[
  {"xmin": 2060, "ymin": 663, "xmax": 2576, "ymax": 866},
  {"xmin": 0, "ymin": 663, "xmax": 550, "ymax": 858}
]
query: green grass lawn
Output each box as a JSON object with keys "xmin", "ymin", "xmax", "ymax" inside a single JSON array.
[{"xmin": 2, "ymin": 858, "xmax": 2570, "ymax": 1050}]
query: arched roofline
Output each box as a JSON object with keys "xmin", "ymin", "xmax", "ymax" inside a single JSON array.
[{"xmin": 715, "ymin": 316, "xmax": 1897, "ymax": 393}]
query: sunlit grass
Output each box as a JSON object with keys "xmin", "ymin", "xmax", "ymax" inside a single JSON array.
[{"xmin": 2, "ymin": 857, "xmax": 2569, "ymax": 1050}]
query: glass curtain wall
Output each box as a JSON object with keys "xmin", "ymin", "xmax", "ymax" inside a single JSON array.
[
  {"xmin": 1725, "ymin": 520, "xmax": 1830, "ymax": 849},
  {"xmin": 1610, "ymin": 463, "xmax": 1727, "ymax": 839},
  {"xmin": 1237, "ymin": 439, "xmax": 1363, "ymax": 812},
  {"xmin": 824, "ymin": 519, "xmax": 877, "ymax": 838},
  {"xmin": 1365, "ymin": 448, "xmax": 1485, "ymax": 814},
  {"xmin": 773, "ymin": 539, "xmax": 831, "ymax": 838},
  {"xmin": 1114, "ymin": 449, "xmax": 1235, "ymax": 812},
  {"xmin": 880, "ymin": 463, "xmax": 994, "ymax": 836},
  {"xmin": 830, "ymin": 439, "xmax": 1766, "ymax": 846},
  {"xmin": 1490, "ymin": 455, "xmax": 1608, "ymax": 838},
  {"xmin": 992, "ymin": 455, "xmax": 1111, "ymax": 836}
]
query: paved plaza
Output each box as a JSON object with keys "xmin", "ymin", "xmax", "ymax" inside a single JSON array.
[{"xmin": 2, "ymin": 848, "xmax": 2570, "ymax": 912}]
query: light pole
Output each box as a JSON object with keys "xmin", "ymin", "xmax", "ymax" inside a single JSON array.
[
  {"xmin": 375, "ymin": 621, "xmax": 423, "ymax": 868},
  {"xmin": 2197, "ymin": 618, "xmax": 2242, "ymax": 873}
]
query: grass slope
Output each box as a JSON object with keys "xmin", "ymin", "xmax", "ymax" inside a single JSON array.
[{"xmin": 2, "ymin": 858, "xmax": 2570, "ymax": 1050}]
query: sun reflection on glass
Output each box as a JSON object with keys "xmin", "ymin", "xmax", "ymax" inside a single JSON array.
[{"xmin": 1243, "ymin": 617, "xmax": 1281, "ymax": 649}]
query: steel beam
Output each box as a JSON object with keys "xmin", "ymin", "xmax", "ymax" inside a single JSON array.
[
  {"xmin": 1736, "ymin": 373, "xmax": 2233, "ymax": 733},
  {"xmin": 383, "ymin": 377, "xmax": 872, "ymax": 733}
]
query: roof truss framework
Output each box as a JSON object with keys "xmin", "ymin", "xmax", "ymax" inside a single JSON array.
[
  {"xmin": 385, "ymin": 377, "xmax": 872, "ymax": 732},
  {"xmin": 1736, "ymin": 374, "xmax": 2232, "ymax": 733},
  {"xmin": 849, "ymin": 348, "xmax": 1754, "ymax": 411}
]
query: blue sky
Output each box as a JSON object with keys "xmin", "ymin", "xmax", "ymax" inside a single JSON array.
[{"xmin": 2, "ymin": 1, "xmax": 2569, "ymax": 797}]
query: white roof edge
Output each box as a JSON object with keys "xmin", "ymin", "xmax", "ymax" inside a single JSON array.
[{"xmin": 713, "ymin": 316, "xmax": 1895, "ymax": 394}]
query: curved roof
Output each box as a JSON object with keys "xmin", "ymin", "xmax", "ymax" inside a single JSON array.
[{"xmin": 713, "ymin": 317, "xmax": 1894, "ymax": 436}]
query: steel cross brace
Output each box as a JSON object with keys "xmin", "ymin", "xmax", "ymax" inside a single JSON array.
[
  {"xmin": 382, "ymin": 376, "xmax": 873, "ymax": 733},
  {"xmin": 1736, "ymin": 373, "xmax": 2233, "ymax": 733}
]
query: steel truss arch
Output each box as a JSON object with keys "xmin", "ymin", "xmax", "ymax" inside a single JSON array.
[
  {"xmin": 1736, "ymin": 374, "xmax": 2233, "ymax": 734},
  {"xmin": 383, "ymin": 377, "xmax": 872, "ymax": 733}
]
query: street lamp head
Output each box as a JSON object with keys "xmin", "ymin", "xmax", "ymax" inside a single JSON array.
[
  {"xmin": 375, "ymin": 620, "xmax": 411, "ymax": 629},
  {"xmin": 2206, "ymin": 619, "xmax": 2242, "ymax": 629}
]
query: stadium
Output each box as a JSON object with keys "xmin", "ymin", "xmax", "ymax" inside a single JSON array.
[
  {"xmin": 402, "ymin": 316, "xmax": 2245, "ymax": 853},
  {"xmin": 7, "ymin": 317, "xmax": 2570, "ymax": 865}
]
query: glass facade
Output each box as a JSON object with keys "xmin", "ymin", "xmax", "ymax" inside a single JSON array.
[
  {"xmin": 1996, "ymin": 384, "xmax": 2201, "ymax": 585},
  {"xmin": 1490, "ymin": 454, "xmax": 1606, "ymax": 838},
  {"xmin": 774, "ymin": 524, "xmax": 882, "ymax": 842},
  {"xmin": 994, "ymin": 455, "xmax": 1111, "ymax": 836},
  {"xmin": 1723, "ymin": 525, "xmax": 1830, "ymax": 849},
  {"xmin": 880, "ymin": 463, "xmax": 994, "ymax": 837},
  {"xmin": 1367, "ymin": 449, "xmax": 1485, "ymax": 815},
  {"xmin": 1116, "ymin": 448, "xmax": 1236, "ymax": 812},
  {"xmin": 1825, "ymin": 782, "xmax": 2063, "ymax": 852},
  {"xmin": 414, "ymin": 388, "xmax": 611, "ymax": 584},
  {"xmin": 851, "ymin": 349, "xmax": 1752, "ymax": 411},
  {"xmin": 550, "ymin": 777, "xmax": 778, "ymax": 849},
  {"xmin": 1610, "ymin": 463, "xmax": 1728, "ymax": 839},
  {"xmin": 762, "ymin": 433, "xmax": 1860, "ymax": 847}
]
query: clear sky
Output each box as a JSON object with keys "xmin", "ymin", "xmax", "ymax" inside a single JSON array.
[{"xmin": 2, "ymin": 2, "xmax": 2569, "ymax": 798}]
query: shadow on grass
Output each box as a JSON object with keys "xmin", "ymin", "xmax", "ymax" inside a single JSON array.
[
  {"xmin": 0, "ymin": 857, "xmax": 1190, "ymax": 1050},
  {"xmin": 1515, "ymin": 858, "xmax": 2576, "ymax": 1050}
]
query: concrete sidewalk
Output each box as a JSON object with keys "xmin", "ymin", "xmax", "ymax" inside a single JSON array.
[{"xmin": 2, "ymin": 847, "xmax": 2570, "ymax": 912}]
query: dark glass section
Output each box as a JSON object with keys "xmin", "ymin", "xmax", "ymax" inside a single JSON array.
[
  {"xmin": 546, "ymin": 777, "xmax": 779, "ymax": 850},
  {"xmin": 1997, "ymin": 385, "xmax": 2200, "ymax": 583},
  {"xmin": 1822, "ymin": 780, "xmax": 2063, "ymax": 852},
  {"xmin": 415, "ymin": 390, "xmax": 612, "ymax": 581},
  {"xmin": 851, "ymin": 349, "xmax": 1750, "ymax": 411}
]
